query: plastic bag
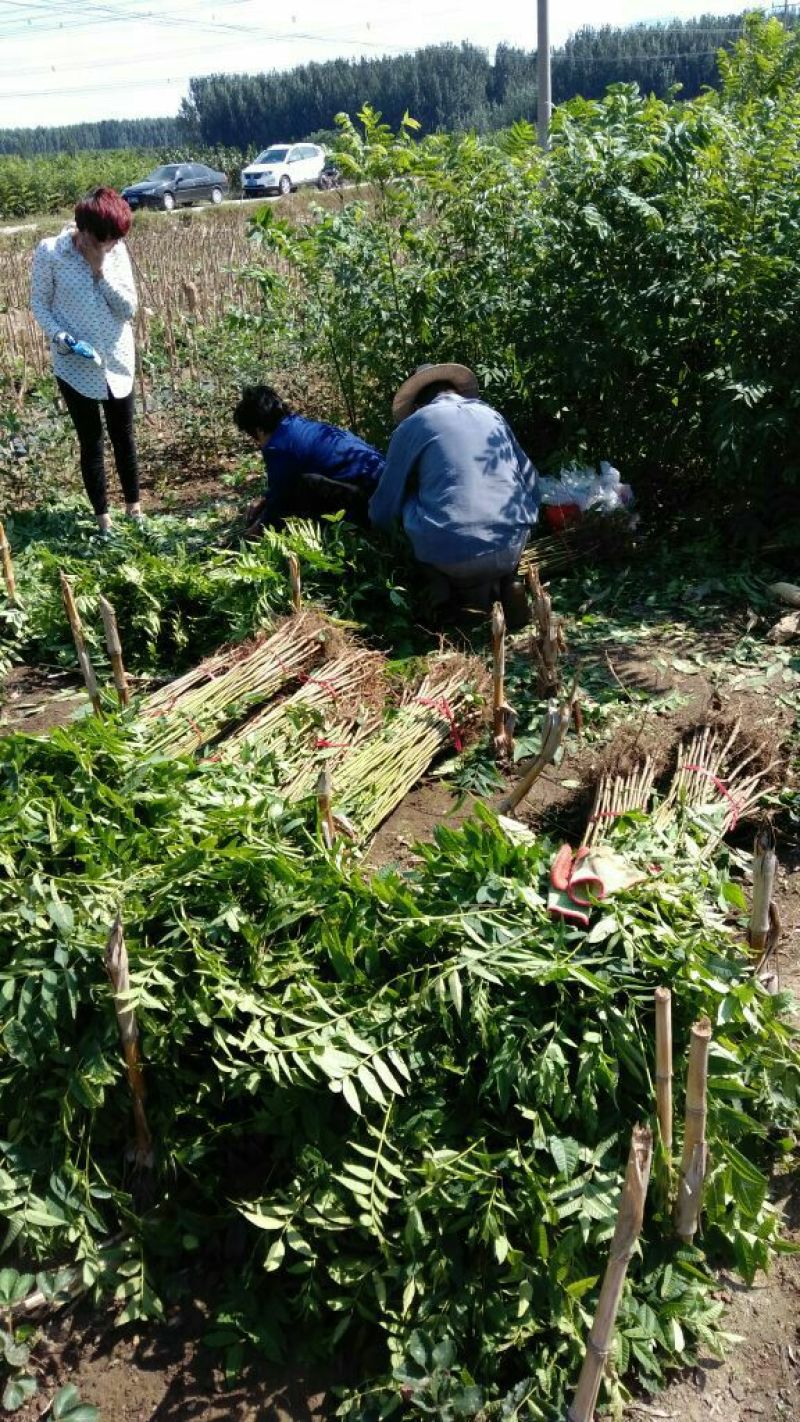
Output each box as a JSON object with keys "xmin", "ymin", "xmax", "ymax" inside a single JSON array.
[
  {"xmin": 539, "ymin": 462, "xmax": 633, "ymax": 514},
  {"xmin": 53, "ymin": 331, "xmax": 102, "ymax": 364}
]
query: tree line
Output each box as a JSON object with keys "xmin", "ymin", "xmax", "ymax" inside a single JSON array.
[
  {"xmin": 2, "ymin": 13, "xmax": 796, "ymax": 156},
  {"xmin": 180, "ymin": 16, "xmax": 764, "ymax": 148},
  {"xmin": 0, "ymin": 116, "xmax": 181, "ymax": 158}
]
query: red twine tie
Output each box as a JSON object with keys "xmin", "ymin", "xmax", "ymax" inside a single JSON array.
[
  {"xmin": 275, "ymin": 656, "xmax": 341, "ymax": 702},
  {"xmin": 682, "ymin": 763, "xmax": 741, "ymax": 830},
  {"xmin": 151, "ymin": 702, "xmax": 205, "ymax": 743},
  {"xmin": 415, "ymin": 695, "xmax": 463, "ymax": 753},
  {"xmin": 588, "ymin": 805, "xmax": 645, "ymax": 824}
]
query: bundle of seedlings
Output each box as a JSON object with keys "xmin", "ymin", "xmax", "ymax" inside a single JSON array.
[
  {"xmin": 653, "ymin": 721, "xmax": 776, "ymax": 846},
  {"xmin": 583, "ymin": 753, "xmax": 658, "ymax": 847},
  {"xmin": 140, "ymin": 612, "xmax": 335, "ymax": 759},
  {"xmin": 519, "ymin": 509, "xmax": 635, "ymax": 579},
  {"xmin": 282, "ymin": 710, "xmax": 383, "ymax": 804},
  {"xmin": 219, "ymin": 646, "xmax": 386, "ymax": 785},
  {"xmin": 582, "ymin": 722, "xmax": 775, "ymax": 857},
  {"xmin": 331, "ymin": 653, "xmax": 488, "ymax": 837},
  {"xmin": 547, "ymin": 725, "xmax": 776, "ymax": 942},
  {"xmin": 2, "ymin": 710, "xmax": 798, "ymax": 1421}
]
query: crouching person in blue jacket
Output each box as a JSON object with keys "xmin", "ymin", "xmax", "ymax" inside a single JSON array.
[
  {"xmin": 369, "ymin": 364, "xmax": 539, "ymax": 628},
  {"xmin": 234, "ymin": 384, "xmax": 385, "ymax": 536}
]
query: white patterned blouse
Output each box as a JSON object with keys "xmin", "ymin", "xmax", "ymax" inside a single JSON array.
[{"xmin": 30, "ymin": 227, "xmax": 138, "ymax": 400}]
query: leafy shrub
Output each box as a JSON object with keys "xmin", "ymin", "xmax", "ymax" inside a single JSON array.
[
  {"xmin": 0, "ymin": 710, "xmax": 797, "ymax": 1416},
  {"xmin": 245, "ymin": 16, "xmax": 800, "ymax": 502},
  {"xmin": 0, "ymin": 146, "xmax": 248, "ymax": 218}
]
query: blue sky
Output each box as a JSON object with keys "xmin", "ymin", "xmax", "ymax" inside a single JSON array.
[{"xmin": 0, "ymin": 0, "xmax": 759, "ymax": 129}]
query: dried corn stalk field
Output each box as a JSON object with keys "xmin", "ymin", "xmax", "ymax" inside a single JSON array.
[{"xmin": 0, "ymin": 207, "xmax": 290, "ymax": 407}]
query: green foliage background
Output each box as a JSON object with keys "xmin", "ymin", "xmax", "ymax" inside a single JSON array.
[
  {"xmin": 244, "ymin": 16, "xmax": 800, "ymax": 507},
  {"xmin": 0, "ymin": 16, "xmax": 761, "ymax": 163},
  {"xmin": 0, "ymin": 147, "xmax": 247, "ymax": 219},
  {"xmin": 1, "ymin": 698, "xmax": 798, "ymax": 1418},
  {"xmin": 0, "ymin": 17, "xmax": 798, "ymax": 1418}
]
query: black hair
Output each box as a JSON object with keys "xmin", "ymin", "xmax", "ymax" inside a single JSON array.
[
  {"xmin": 413, "ymin": 379, "xmax": 457, "ymax": 409},
  {"xmin": 233, "ymin": 384, "xmax": 290, "ymax": 436}
]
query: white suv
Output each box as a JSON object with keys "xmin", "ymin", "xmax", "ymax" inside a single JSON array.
[{"xmin": 240, "ymin": 143, "xmax": 326, "ymax": 198}]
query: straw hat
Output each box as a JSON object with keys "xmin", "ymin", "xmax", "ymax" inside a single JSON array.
[{"xmin": 391, "ymin": 362, "xmax": 479, "ymax": 424}]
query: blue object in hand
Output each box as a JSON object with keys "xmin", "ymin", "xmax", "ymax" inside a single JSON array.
[
  {"xmin": 65, "ymin": 334, "xmax": 101, "ymax": 362},
  {"xmin": 54, "ymin": 331, "xmax": 101, "ymax": 363}
]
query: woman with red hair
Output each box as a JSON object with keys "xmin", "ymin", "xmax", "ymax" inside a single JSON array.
[{"xmin": 31, "ymin": 186, "xmax": 141, "ymax": 534}]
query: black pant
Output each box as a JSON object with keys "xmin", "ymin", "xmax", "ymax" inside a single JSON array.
[
  {"xmin": 255, "ymin": 472, "xmax": 370, "ymax": 531},
  {"xmin": 57, "ymin": 378, "xmax": 139, "ymax": 516}
]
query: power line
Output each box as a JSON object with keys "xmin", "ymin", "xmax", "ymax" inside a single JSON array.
[
  {"xmin": 0, "ymin": 35, "xmax": 424, "ymax": 96},
  {"xmin": 0, "ymin": 33, "xmax": 301, "ymax": 76},
  {"xmin": 0, "ymin": 0, "xmax": 408, "ymax": 45}
]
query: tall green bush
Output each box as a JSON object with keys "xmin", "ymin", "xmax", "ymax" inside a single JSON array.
[{"xmin": 246, "ymin": 15, "xmax": 800, "ymax": 499}]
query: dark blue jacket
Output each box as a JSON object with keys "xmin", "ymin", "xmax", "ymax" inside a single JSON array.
[{"xmin": 261, "ymin": 414, "xmax": 385, "ymax": 523}]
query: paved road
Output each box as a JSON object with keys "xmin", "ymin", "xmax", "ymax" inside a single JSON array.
[{"xmin": 0, "ymin": 187, "xmax": 351, "ymax": 235}]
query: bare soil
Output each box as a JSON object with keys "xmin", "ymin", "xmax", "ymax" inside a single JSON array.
[
  {"xmin": 0, "ymin": 666, "xmax": 85, "ymax": 735},
  {"xmin": 4, "ymin": 605, "xmax": 799, "ymax": 1422}
]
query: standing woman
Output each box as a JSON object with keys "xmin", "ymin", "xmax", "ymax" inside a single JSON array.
[{"xmin": 31, "ymin": 186, "xmax": 141, "ymax": 534}]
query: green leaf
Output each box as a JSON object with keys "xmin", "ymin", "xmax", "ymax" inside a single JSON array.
[
  {"xmin": 357, "ymin": 1064, "xmax": 387, "ymax": 1106},
  {"xmin": 2, "ymin": 1376, "xmax": 38, "ymax": 1412},
  {"xmin": 370, "ymin": 1055, "xmax": 404, "ymax": 1096},
  {"xmin": 52, "ymin": 1384, "xmax": 99, "ymax": 1420},
  {"xmin": 342, "ymin": 1076, "xmax": 361, "ymax": 1114},
  {"xmin": 453, "ymin": 1385, "xmax": 482, "ymax": 1416},
  {"xmin": 565, "ymin": 1275, "xmax": 599, "ymax": 1298},
  {"xmin": 720, "ymin": 880, "xmax": 747, "ymax": 912},
  {"xmin": 431, "ymin": 1338, "xmax": 455, "ymax": 1370},
  {"xmin": 0, "ymin": 1269, "xmax": 34, "ymax": 1305},
  {"xmin": 3, "ymin": 1340, "xmax": 30, "ymax": 1368},
  {"xmin": 46, "ymin": 899, "xmax": 74, "ymax": 937},
  {"xmin": 587, "ymin": 915, "xmax": 617, "ymax": 944},
  {"xmin": 669, "ymin": 1318, "xmax": 686, "ymax": 1353},
  {"xmin": 407, "ymin": 1332, "xmax": 427, "ymax": 1369},
  {"xmin": 549, "ymin": 1136, "xmax": 580, "ymax": 1178},
  {"xmin": 239, "ymin": 1208, "xmax": 286, "ymax": 1231},
  {"xmin": 263, "ymin": 1237, "xmax": 286, "ymax": 1273},
  {"xmin": 494, "ymin": 1234, "xmax": 510, "ymax": 1264}
]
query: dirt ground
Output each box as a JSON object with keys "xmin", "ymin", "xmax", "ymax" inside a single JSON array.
[
  {"xmin": 3, "ymin": 610, "xmax": 799, "ymax": 1421},
  {"xmin": 0, "ymin": 666, "xmax": 86, "ymax": 735}
]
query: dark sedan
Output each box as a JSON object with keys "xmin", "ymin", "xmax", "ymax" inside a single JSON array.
[{"xmin": 122, "ymin": 163, "xmax": 229, "ymax": 212}]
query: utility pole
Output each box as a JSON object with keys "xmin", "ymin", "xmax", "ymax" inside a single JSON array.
[{"xmin": 537, "ymin": 0, "xmax": 552, "ymax": 150}]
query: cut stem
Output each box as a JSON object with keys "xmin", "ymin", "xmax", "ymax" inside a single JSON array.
[
  {"xmin": 59, "ymin": 571, "xmax": 102, "ymax": 716},
  {"xmin": 99, "ymin": 595, "xmax": 130, "ymax": 709},
  {"xmin": 655, "ymin": 987, "xmax": 673, "ymax": 1155},
  {"xmin": 105, "ymin": 916, "xmax": 153, "ymax": 1168},
  {"xmin": 499, "ymin": 690, "xmax": 573, "ymax": 815},
  {"xmin": 675, "ymin": 1017, "xmax": 712, "ymax": 1244},
  {"xmin": 491, "ymin": 601, "xmax": 515, "ymax": 762},
  {"xmin": 0, "ymin": 519, "xmax": 17, "ymax": 604},
  {"xmin": 526, "ymin": 565, "xmax": 563, "ymax": 696},
  {"xmin": 317, "ymin": 766, "xmax": 336, "ymax": 850},
  {"xmin": 288, "ymin": 553, "xmax": 302, "ymax": 614},
  {"xmin": 567, "ymin": 1125, "xmax": 653, "ymax": 1422},
  {"xmin": 749, "ymin": 822, "xmax": 777, "ymax": 955}
]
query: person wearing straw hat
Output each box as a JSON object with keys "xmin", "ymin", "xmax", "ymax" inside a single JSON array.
[{"xmin": 369, "ymin": 363, "xmax": 539, "ymax": 625}]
